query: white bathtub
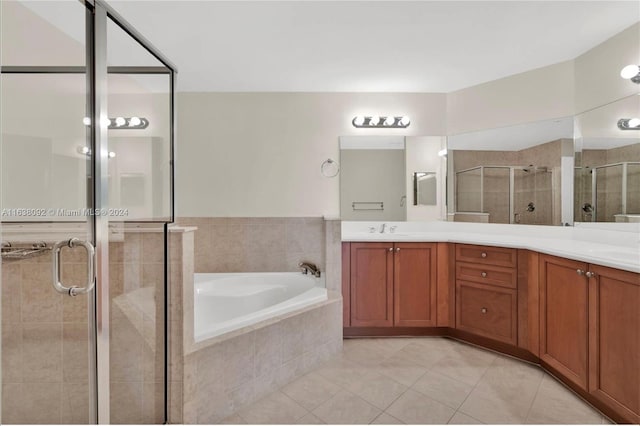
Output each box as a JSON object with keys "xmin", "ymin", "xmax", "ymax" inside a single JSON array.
[{"xmin": 194, "ymin": 272, "xmax": 328, "ymax": 342}]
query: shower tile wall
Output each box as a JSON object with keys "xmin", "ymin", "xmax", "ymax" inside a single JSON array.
[{"xmin": 1, "ymin": 228, "xmax": 166, "ymax": 425}]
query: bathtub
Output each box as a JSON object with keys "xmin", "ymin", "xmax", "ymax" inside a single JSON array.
[{"xmin": 194, "ymin": 272, "xmax": 328, "ymax": 342}]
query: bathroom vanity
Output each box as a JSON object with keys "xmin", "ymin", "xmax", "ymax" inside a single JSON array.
[{"xmin": 341, "ymin": 222, "xmax": 640, "ymax": 424}]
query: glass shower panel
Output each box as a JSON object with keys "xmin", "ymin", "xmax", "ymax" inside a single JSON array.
[
  {"xmin": 626, "ymin": 163, "xmax": 640, "ymax": 216},
  {"xmin": 482, "ymin": 167, "xmax": 510, "ymax": 224},
  {"xmin": 456, "ymin": 168, "xmax": 482, "ymax": 212},
  {"xmin": 574, "ymin": 167, "xmax": 594, "ymax": 222},
  {"xmin": 106, "ymin": 17, "xmax": 170, "ymax": 424},
  {"xmin": 595, "ymin": 164, "xmax": 624, "ymax": 222},
  {"xmin": 1, "ymin": 1, "xmax": 94, "ymax": 424}
]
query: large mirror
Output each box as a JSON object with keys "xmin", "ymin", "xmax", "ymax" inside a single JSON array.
[
  {"xmin": 447, "ymin": 117, "xmax": 574, "ymax": 225},
  {"xmin": 339, "ymin": 135, "xmax": 446, "ymax": 221},
  {"xmin": 574, "ymin": 94, "xmax": 640, "ymax": 223}
]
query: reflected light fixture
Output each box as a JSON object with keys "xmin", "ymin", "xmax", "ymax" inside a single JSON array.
[
  {"xmin": 352, "ymin": 115, "xmax": 411, "ymax": 128},
  {"xmin": 620, "ymin": 64, "xmax": 640, "ymax": 83},
  {"xmin": 438, "ymin": 148, "xmax": 448, "ymax": 157},
  {"xmin": 83, "ymin": 116, "xmax": 149, "ymax": 129},
  {"xmin": 77, "ymin": 146, "xmax": 116, "ymax": 158},
  {"xmin": 617, "ymin": 118, "xmax": 640, "ymax": 130}
]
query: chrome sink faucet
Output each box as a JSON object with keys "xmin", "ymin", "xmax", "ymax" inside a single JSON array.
[
  {"xmin": 298, "ymin": 262, "xmax": 321, "ymax": 277},
  {"xmin": 380, "ymin": 223, "xmax": 387, "ymax": 233}
]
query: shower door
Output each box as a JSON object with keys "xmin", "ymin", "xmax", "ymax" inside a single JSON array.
[{"xmin": 1, "ymin": 1, "xmax": 175, "ymax": 423}]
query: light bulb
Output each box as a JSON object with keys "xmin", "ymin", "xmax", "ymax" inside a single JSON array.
[
  {"xmin": 108, "ymin": 151, "xmax": 116, "ymax": 158},
  {"xmin": 438, "ymin": 148, "xmax": 448, "ymax": 157},
  {"xmin": 400, "ymin": 116, "xmax": 410, "ymax": 126},
  {"xmin": 628, "ymin": 118, "xmax": 640, "ymax": 128},
  {"xmin": 620, "ymin": 64, "xmax": 640, "ymax": 79},
  {"xmin": 100, "ymin": 117, "xmax": 112, "ymax": 128},
  {"xmin": 384, "ymin": 116, "xmax": 395, "ymax": 126},
  {"xmin": 115, "ymin": 117, "xmax": 126, "ymax": 127},
  {"xmin": 369, "ymin": 115, "xmax": 380, "ymax": 126},
  {"xmin": 83, "ymin": 117, "xmax": 91, "ymax": 126},
  {"xmin": 129, "ymin": 116, "xmax": 142, "ymax": 127}
]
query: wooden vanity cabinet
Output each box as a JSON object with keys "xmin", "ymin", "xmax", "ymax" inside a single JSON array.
[
  {"xmin": 347, "ymin": 242, "xmax": 437, "ymax": 328},
  {"xmin": 455, "ymin": 244, "xmax": 518, "ymax": 345},
  {"xmin": 539, "ymin": 254, "xmax": 590, "ymax": 389},
  {"xmin": 349, "ymin": 242, "xmax": 394, "ymax": 327},
  {"xmin": 588, "ymin": 264, "xmax": 640, "ymax": 423}
]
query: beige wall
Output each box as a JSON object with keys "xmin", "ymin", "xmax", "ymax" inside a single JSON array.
[
  {"xmin": 575, "ymin": 22, "xmax": 640, "ymax": 114},
  {"xmin": 446, "ymin": 61, "xmax": 575, "ymax": 135},
  {"xmin": 175, "ymin": 92, "xmax": 446, "ymax": 218}
]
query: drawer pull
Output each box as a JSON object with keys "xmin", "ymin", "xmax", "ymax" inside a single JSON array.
[
  {"xmin": 481, "ymin": 307, "xmax": 488, "ymax": 314},
  {"xmin": 481, "ymin": 252, "xmax": 487, "ymax": 258},
  {"xmin": 576, "ymin": 269, "xmax": 585, "ymax": 276},
  {"xmin": 585, "ymin": 271, "xmax": 597, "ymax": 278},
  {"xmin": 481, "ymin": 272, "xmax": 487, "ymax": 278}
]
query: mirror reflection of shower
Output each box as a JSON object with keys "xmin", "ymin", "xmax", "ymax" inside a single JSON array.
[{"xmin": 455, "ymin": 164, "xmax": 556, "ymax": 225}]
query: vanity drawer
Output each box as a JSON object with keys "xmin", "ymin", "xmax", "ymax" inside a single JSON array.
[
  {"xmin": 455, "ymin": 244, "xmax": 517, "ymax": 268},
  {"xmin": 456, "ymin": 262, "xmax": 517, "ymax": 289},
  {"xmin": 456, "ymin": 281, "xmax": 517, "ymax": 345}
]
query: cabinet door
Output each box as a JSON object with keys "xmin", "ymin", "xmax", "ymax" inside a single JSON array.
[
  {"xmin": 350, "ymin": 242, "xmax": 394, "ymax": 327},
  {"xmin": 588, "ymin": 265, "xmax": 640, "ymax": 423},
  {"xmin": 394, "ymin": 243, "xmax": 437, "ymax": 327},
  {"xmin": 539, "ymin": 255, "xmax": 589, "ymax": 389}
]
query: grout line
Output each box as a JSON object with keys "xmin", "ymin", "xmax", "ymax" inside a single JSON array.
[{"xmin": 522, "ymin": 368, "xmax": 544, "ymax": 424}]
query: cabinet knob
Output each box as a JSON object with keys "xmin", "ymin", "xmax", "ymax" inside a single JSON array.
[
  {"xmin": 388, "ymin": 247, "xmax": 393, "ymax": 252},
  {"xmin": 576, "ymin": 269, "xmax": 585, "ymax": 276},
  {"xmin": 481, "ymin": 272, "xmax": 487, "ymax": 278},
  {"xmin": 396, "ymin": 247, "xmax": 400, "ymax": 252},
  {"xmin": 585, "ymin": 271, "xmax": 597, "ymax": 278},
  {"xmin": 481, "ymin": 252, "xmax": 487, "ymax": 258},
  {"xmin": 481, "ymin": 307, "xmax": 488, "ymax": 314}
]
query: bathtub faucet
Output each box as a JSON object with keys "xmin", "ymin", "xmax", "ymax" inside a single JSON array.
[{"xmin": 298, "ymin": 262, "xmax": 321, "ymax": 278}]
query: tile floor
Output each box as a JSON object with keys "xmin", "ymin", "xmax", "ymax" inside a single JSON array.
[{"xmin": 223, "ymin": 337, "xmax": 611, "ymax": 424}]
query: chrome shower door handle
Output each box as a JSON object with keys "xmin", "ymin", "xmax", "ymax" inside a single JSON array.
[{"xmin": 52, "ymin": 238, "xmax": 96, "ymax": 297}]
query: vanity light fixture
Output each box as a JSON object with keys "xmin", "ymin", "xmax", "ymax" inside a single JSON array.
[
  {"xmin": 352, "ymin": 115, "xmax": 411, "ymax": 128},
  {"xmin": 617, "ymin": 118, "xmax": 640, "ymax": 130},
  {"xmin": 620, "ymin": 64, "xmax": 640, "ymax": 83},
  {"xmin": 82, "ymin": 116, "xmax": 149, "ymax": 129}
]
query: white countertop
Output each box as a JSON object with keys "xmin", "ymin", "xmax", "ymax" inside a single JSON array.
[{"xmin": 342, "ymin": 221, "xmax": 640, "ymax": 274}]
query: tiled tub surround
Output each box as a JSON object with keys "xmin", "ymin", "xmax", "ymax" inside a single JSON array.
[
  {"xmin": 169, "ymin": 219, "xmax": 343, "ymax": 424},
  {"xmin": 1, "ymin": 225, "xmax": 168, "ymax": 424}
]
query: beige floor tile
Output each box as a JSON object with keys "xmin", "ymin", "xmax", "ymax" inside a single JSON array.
[
  {"xmin": 458, "ymin": 390, "xmax": 531, "ymax": 424},
  {"xmin": 343, "ymin": 371, "xmax": 408, "ymax": 410},
  {"xmin": 220, "ymin": 413, "xmax": 247, "ymax": 424},
  {"xmin": 281, "ymin": 371, "xmax": 342, "ymax": 411},
  {"xmin": 390, "ymin": 341, "xmax": 451, "ymax": 368},
  {"xmin": 525, "ymin": 375, "xmax": 603, "ymax": 424},
  {"xmin": 343, "ymin": 339, "xmax": 393, "ymax": 366},
  {"xmin": 312, "ymin": 390, "xmax": 381, "ymax": 424},
  {"xmin": 296, "ymin": 412, "xmax": 326, "ymax": 424},
  {"xmin": 315, "ymin": 357, "xmax": 374, "ymax": 388},
  {"xmin": 238, "ymin": 391, "xmax": 308, "ymax": 424},
  {"xmin": 430, "ymin": 354, "xmax": 491, "ymax": 387},
  {"xmin": 448, "ymin": 412, "xmax": 484, "ymax": 424},
  {"xmin": 386, "ymin": 389, "xmax": 456, "ymax": 424},
  {"xmin": 377, "ymin": 356, "xmax": 428, "ymax": 387},
  {"xmin": 372, "ymin": 412, "xmax": 405, "ymax": 424},
  {"xmin": 411, "ymin": 371, "xmax": 474, "ymax": 409}
]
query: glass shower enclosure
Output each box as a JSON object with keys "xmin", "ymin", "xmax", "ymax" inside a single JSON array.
[
  {"xmin": 455, "ymin": 165, "xmax": 556, "ymax": 225},
  {"xmin": 1, "ymin": 0, "xmax": 176, "ymax": 423}
]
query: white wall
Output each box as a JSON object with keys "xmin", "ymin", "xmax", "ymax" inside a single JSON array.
[
  {"xmin": 175, "ymin": 92, "xmax": 446, "ymax": 217},
  {"xmin": 405, "ymin": 136, "xmax": 447, "ymax": 221}
]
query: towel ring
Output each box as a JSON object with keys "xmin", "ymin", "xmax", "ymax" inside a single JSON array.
[{"xmin": 321, "ymin": 158, "xmax": 340, "ymax": 178}]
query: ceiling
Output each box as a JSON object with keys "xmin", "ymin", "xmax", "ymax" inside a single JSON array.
[{"xmin": 103, "ymin": 0, "xmax": 638, "ymax": 93}]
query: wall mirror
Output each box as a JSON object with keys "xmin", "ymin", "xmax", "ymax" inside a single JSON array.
[
  {"xmin": 574, "ymin": 94, "xmax": 640, "ymax": 223},
  {"xmin": 414, "ymin": 172, "xmax": 437, "ymax": 205},
  {"xmin": 339, "ymin": 136, "xmax": 407, "ymax": 221},
  {"xmin": 447, "ymin": 117, "xmax": 574, "ymax": 225}
]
